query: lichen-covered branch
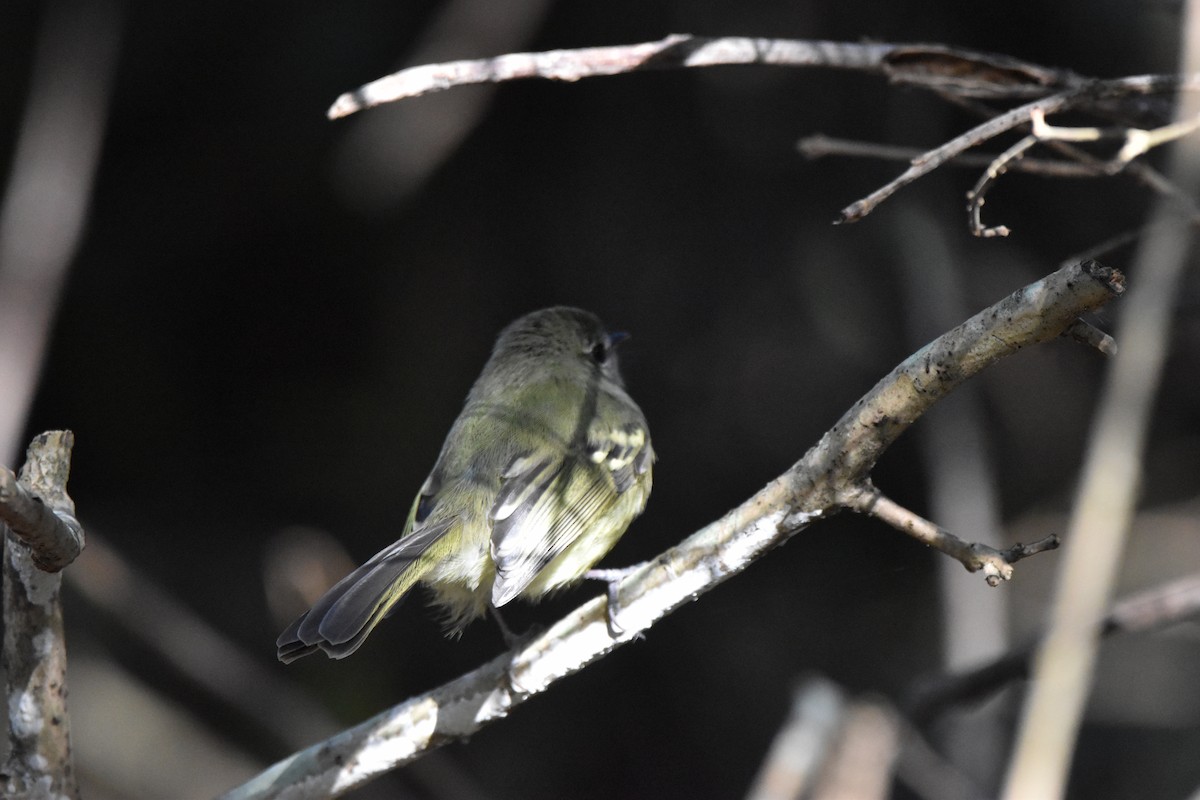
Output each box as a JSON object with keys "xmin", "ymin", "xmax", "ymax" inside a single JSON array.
[
  {"xmin": 814, "ymin": 260, "xmax": 1122, "ymax": 489},
  {"xmin": 2, "ymin": 431, "xmax": 83, "ymax": 799},
  {"xmin": 0, "ymin": 457, "xmax": 84, "ymax": 574},
  {"xmin": 219, "ymin": 259, "xmax": 1122, "ymax": 800}
]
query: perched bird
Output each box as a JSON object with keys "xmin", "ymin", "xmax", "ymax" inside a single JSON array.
[{"xmin": 277, "ymin": 307, "xmax": 654, "ymax": 662}]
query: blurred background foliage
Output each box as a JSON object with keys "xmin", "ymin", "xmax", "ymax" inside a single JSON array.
[{"xmin": 3, "ymin": 0, "xmax": 1200, "ymax": 798}]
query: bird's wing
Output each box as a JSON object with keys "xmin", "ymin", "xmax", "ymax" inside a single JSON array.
[{"xmin": 489, "ymin": 419, "xmax": 651, "ymax": 607}]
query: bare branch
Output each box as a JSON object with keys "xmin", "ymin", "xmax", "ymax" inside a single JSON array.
[
  {"xmin": 844, "ymin": 487, "xmax": 1059, "ymax": 586},
  {"xmin": 800, "ymin": 129, "xmax": 1197, "ymax": 243},
  {"xmin": 323, "ymin": 33, "xmax": 1200, "ymax": 241},
  {"xmin": 2, "ymin": 431, "xmax": 82, "ymax": 799},
  {"xmin": 838, "ymin": 75, "xmax": 1198, "ymax": 224},
  {"xmin": 220, "ymin": 259, "xmax": 1122, "ymax": 800},
  {"xmin": 908, "ymin": 572, "xmax": 1200, "ymax": 724},
  {"xmin": 329, "ymin": 35, "xmax": 880, "ymax": 117},
  {"xmin": 964, "ymin": 105, "xmax": 1200, "ymax": 239},
  {"xmin": 1104, "ymin": 572, "xmax": 1200, "ymax": 632},
  {"xmin": 1061, "ymin": 319, "xmax": 1118, "ymax": 355},
  {"xmin": 1026, "ymin": 105, "xmax": 1200, "ymax": 163},
  {"xmin": 327, "ymin": 35, "xmax": 1080, "ymax": 119},
  {"xmin": 0, "ymin": 462, "xmax": 84, "ymax": 573},
  {"xmin": 817, "ymin": 260, "xmax": 1122, "ymax": 493},
  {"xmin": 797, "ymin": 134, "xmax": 1106, "ymax": 178},
  {"xmin": 965, "ymin": 134, "xmax": 1037, "ymax": 237},
  {"xmin": 324, "ymin": 35, "xmax": 1200, "ymax": 235},
  {"xmin": 937, "ymin": 91, "xmax": 1200, "ymax": 226}
]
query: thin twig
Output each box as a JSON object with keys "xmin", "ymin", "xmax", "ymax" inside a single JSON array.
[
  {"xmin": 838, "ymin": 74, "xmax": 1197, "ymax": 224},
  {"xmin": 797, "ymin": 134, "xmax": 1107, "ymax": 178},
  {"xmin": 942, "ymin": 91, "xmax": 1200, "ymax": 224},
  {"xmin": 1029, "ymin": 106, "xmax": 1200, "ymax": 170},
  {"xmin": 844, "ymin": 487, "xmax": 1059, "ymax": 586},
  {"xmin": 1061, "ymin": 319, "xmax": 1118, "ymax": 356},
  {"xmin": 966, "ymin": 134, "xmax": 1037, "ymax": 237}
]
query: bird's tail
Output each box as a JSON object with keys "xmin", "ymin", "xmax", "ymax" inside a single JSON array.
[{"xmin": 276, "ymin": 518, "xmax": 455, "ymax": 662}]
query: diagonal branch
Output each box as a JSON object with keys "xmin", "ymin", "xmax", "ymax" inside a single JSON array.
[
  {"xmin": 219, "ymin": 259, "xmax": 1123, "ymax": 800},
  {"xmin": 845, "ymin": 487, "xmax": 1059, "ymax": 586}
]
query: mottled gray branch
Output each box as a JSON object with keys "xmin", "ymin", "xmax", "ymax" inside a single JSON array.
[
  {"xmin": 0, "ymin": 456, "xmax": 84, "ymax": 573},
  {"xmin": 2, "ymin": 431, "xmax": 82, "ymax": 799},
  {"xmin": 220, "ymin": 259, "xmax": 1122, "ymax": 800}
]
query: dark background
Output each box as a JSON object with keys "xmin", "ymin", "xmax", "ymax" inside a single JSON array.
[{"xmin": 4, "ymin": 1, "xmax": 1200, "ymax": 798}]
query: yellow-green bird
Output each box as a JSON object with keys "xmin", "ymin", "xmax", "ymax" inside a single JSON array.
[{"xmin": 277, "ymin": 307, "xmax": 654, "ymax": 662}]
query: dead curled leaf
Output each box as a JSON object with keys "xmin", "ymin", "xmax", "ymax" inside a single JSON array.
[{"xmin": 882, "ymin": 45, "xmax": 1078, "ymax": 97}]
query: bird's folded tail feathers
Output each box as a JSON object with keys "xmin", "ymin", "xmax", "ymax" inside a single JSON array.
[{"xmin": 276, "ymin": 518, "xmax": 456, "ymax": 662}]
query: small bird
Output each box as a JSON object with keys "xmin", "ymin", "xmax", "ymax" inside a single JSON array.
[{"xmin": 277, "ymin": 307, "xmax": 654, "ymax": 662}]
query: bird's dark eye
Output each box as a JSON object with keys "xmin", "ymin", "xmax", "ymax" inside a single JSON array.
[{"xmin": 590, "ymin": 341, "xmax": 608, "ymax": 364}]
